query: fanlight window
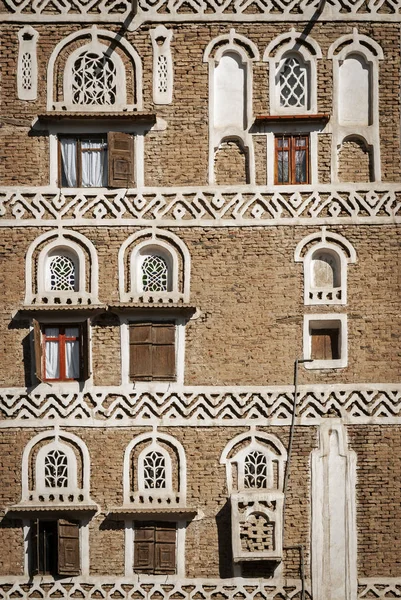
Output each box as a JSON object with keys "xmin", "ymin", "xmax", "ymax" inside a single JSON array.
[
  {"xmin": 244, "ymin": 451, "xmax": 268, "ymax": 489},
  {"xmin": 44, "ymin": 449, "xmax": 69, "ymax": 488},
  {"xmin": 142, "ymin": 255, "xmax": 169, "ymax": 292},
  {"xmin": 72, "ymin": 50, "xmax": 118, "ymax": 106},
  {"xmin": 278, "ymin": 55, "xmax": 308, "ymax": 109},
  {"xmin": 312, "ymin": 251, "xmax": 340, "ymax": 289},
  {"xmin": 48, "ymin": 255, "xmax": 76, "ymax": 291},
  {"xmin": 143, "ymin": 450, "xmax": 166, "ymax": 489}
]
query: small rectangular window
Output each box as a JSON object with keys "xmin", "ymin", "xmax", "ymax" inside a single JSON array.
[
  {"xmin": 311, "ymin": 328, "xmax": 340, "ymax": 360},
  {"xmin": 33, "ymin": 319, "xmax": 90, "ymax": 382},
  {"xmin": 31, "ymin": 519, "xmax": 80, "ymax": 577},
  {"xmin": 129, "ymin": 322, "xmax": 176, "ymax": 382},
  {"xmin": 275, "ymin": 135, "xmax": 309, "ymax": 184},
  {"xmin": 59, "ymin": 132, "xmax": 134, "ymax": 188},
  {"xmin": 134, "ymin": 522, "xmax": 176, "ymax": 575}
]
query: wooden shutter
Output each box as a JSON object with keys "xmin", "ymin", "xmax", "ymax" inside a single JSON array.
[
  {"xmin": 152, "ymin": 323, "xmax": 175, "ymax": 381},
  {"xmin": 311, "ymin": 328, "xmax": 339, "ymax": 360},
  {"xmin": 108, "ymin": 132, "xmax": 135, "ymax": 188},
  {"xmin": 155, "ymin": 524, "xmax": 176, "ymax": 574},
  {"xmin": 57, "ymin": 519, "xmax": 80, "ymax": 576},
  {"xmin": 30, "ymin": 519, "xmax": 40, "ymax": 576},
  {"xmin": 33, "ymin": 319, "xmax": 43, "ymax": 382},
  {"xmin": 134, "ymin": 524, "xmax": 155, "ymax": 573},
  {"xmin": 81, "ymin": 319, "xmax": 90, "ymax": 381},
  {"xmin": 130, "ymin": 323, "xmax": 153, "ymax": 381}
]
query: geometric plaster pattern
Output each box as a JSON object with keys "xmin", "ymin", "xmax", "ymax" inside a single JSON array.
[
  {"xmin": 3, "ymin": 0, "xmax": 401, "ymax": 19},
  {"xmin": 0, "ymin": 578, "xmax": 399, "ymax": 600},
  {"xmin": 1, "ymin": 385, "xmax": 401, "ymax": 423},
  {"xmin": 0, "ymin": 579, "xmax": 311, "ymax": 600},
  {"xmin": 1, "ymin": 186, "xmax": 401, "ymax": 226}
]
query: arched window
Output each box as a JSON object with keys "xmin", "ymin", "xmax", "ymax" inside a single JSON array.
[
  {"xmin": 140, "ymin": 253, "xmax": 170, "ymax": 293},
  {"xmin": 44, "ymin": 449, "xmax": 69, "ymax": 488},
  {"xmin": 278, "ymin": 54, "xmax": 309, "ymax": 110},
  {"xmin": 119, "ymin": 229, "xmax": 190, "ymax": 304},
  {"xmin": 142, "ymin": 450, "xmax": 167, "ymax": 489},
  {"xmin": 71, "ymin": 50, "xmax": 118, "ymax": 107},
  {"xmin": 244, "ymin": 450, "xmax": 268, "ymax": 489},
  {"xmin": 46, "ymin": 251, "xmax": 78, "ymax": 292},
  {"xmin": 264, "ymin": 30, "xmax": 321, "ymax": 115},
  {"xmin": 294, "ymin": 229, "xmax": 357, "ymax": 306}
]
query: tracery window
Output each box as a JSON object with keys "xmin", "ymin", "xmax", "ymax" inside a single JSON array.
[
  {"xmin": 244, "ymin": 451, "xmax": 268, "ymax": 489},
  {"xmin": 71, "ymin": 51, "xmax": 117, "ymax": 106},
  {"xmin": 143, "ymin": 450, "xmax": 166, "ymax": 489},
  {"xmin": 141, "ymin": 255, "xmax": 169, "ymax": 292},
  {"xmin": 48, "ymin": 255, "xmax": 76, "ymax": 291},
  {"xmin": 278, "ymin": 55, "xmax": 307, "ymax": 109},
  {"xmin": 44, "ymin": 449, "xmax": 69, "ymax": 488}
]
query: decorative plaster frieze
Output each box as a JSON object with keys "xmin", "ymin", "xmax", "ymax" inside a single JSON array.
[
  {"xmin": 0, "ymin": 185, "xmax": 401, "ymax": 226},
  {"xmin": 1, "ymin": 384, "xmax": 401, "ymax": 425},
  {"xmin": 2, "ymin": 0, "xmax": 401, "ymax": 21},
  {"xmin": 358, "ymin": 579, "xmax": 401, "ymax": 599},
  {"xmin": 0, "ymin": 579, "xmax": 310, "ymax": 600}
]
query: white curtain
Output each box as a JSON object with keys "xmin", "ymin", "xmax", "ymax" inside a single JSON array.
[
  {"xmin": 65, "ymin": 327, "xmax": 80, "ymax": 379},
  {"xmin": 82, "ymin": 140, "xmax": 107, "ymax": 187},
  {"xmin": 60, "ymin": 138, "xmax": 77, "ymax": 187},
  {"xmin": 45, "ymin": 328, "xmax": 60, "ymax": 379}
]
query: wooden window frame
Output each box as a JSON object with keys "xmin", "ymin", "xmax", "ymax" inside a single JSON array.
[
  {"xmin": 311, "ymin": 327, "xmax": 340, "ymax": 361},
  {"xmin": 274, "ymin": 134, "xmax": 310, "ymax": 184},
  {"xmin": 58, "ymin": 135, "xmax": 108, "ymax": 188},
  {"xmin": 31, "ymin": 518, "xmax": 80, "ymax": 577},
  {"xmin": 33, "ymin": 319, "xmax": 90, "ymax": 383},
  {"xmin": 133, "ymin": 522, "xmax": 176, "ymax": 575},
  {"xmin": 129, "ymin": 321, "xmax": 176, "ymax": 382},
  {"xmin": 58, "ymin": 132, "xmax": 135, "ymax": 188}
]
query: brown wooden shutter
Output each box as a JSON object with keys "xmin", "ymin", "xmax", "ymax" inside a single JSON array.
[
  {"xmin": 152, "ymin": 323, "xmax": 175, "ymax": 381},
  {"xmin": 311, "ymin": 329, "xmax": 339, "ymax": 360},
  {"xmin": 130, "ymin": 323, "xmax": 153, "ymax": 381},
  {"xmin": 81, "ymin": 319, "xmax": 90, "ymax": 381},
  {"xmin": 30, "ymin": 519, "xmax": 40, "ymax": 576},
  {"xmin": 57, "ymin": 519, "xmax": 80, "ymax": 576},
  {"xmin": 33, "ymin": 319, "xmax": 43, "ymax": 382},
  {"xmin": 155, "ymin": 524, "xmax": 176, "ymax": 574},
  {"xmin": 108, "ymin": 132, "xmax": 135, "ymax": 188},
  {"xmin": 134, "ymin": 524, "xmax": 155, "ymax": 573}
]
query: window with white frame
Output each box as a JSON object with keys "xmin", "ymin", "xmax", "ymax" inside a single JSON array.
[
  {"xmin": 44, "ymin": 449, "xmax": 69, "ymax": 488},
  {"xmin": 244, "ymin": 450, "xmax": 268, "ymax": 489},
  {"xmin": 59, "ymin": 132, "xmax": 134, "ymax": 188},
  {"xmin": 277, "ymin": 53, "xmax": 309, "ymax": 110},
  {"xmin": 46, "ymin": 250, "xmax": 78, "ymax": 292},
  {"xmin": 139, "ymin": 249, "xmax": 172, "ymax": 293},
  {"xmin": 303, "ymin": 314, "xmax": 348, "ymax": 369},
  {"xmin": 138, "ymin": 444, "xmax": 172, "ymax": 492}
]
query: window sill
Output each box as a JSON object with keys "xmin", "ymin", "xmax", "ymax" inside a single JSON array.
[{"xmin": 305, "ymin": 358, "xmax": 347, "ymax": 369}]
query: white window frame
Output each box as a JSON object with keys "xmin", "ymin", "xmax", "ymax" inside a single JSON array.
[{"xmin": 303, "ymin": 314, "xmax": 348, "ymax": 369}]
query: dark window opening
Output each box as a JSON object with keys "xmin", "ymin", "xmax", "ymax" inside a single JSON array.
[
  {"xmin": 31, "ymin": 519, "xmax": 80, "ymax": 577},
  {"xmin": 275, "ymin": 135, "xmax": 309, "ymax": 184},
  {"xmin": 311, "ymin": 327, "xmax": 340, "ymax": 360}
]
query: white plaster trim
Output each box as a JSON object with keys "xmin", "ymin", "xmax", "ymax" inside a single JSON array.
[
  {"xmin": 20, "ymin": 428, "xmax": 93, "ymax": 505},
  {"xmin": 311, "ymin": 421, "xmax": 357, "ymax": 600},
  {"xmin": 123, "ymin": 430, "xmax": 187, "ymax": 506},
  {"xmin": 328, "ymin": 29, "xmax": 383, "ymax": 184},
  {"xmin": 263, "ymin": 28, "xmax": 321, "ymax": 115},
  {"xmin": 303, "ymin": 314, "xmax": 348, "ymax": 369},
  {"xmin": 118, "ymin": 228, "xmax": 191, "ymax": 303},
  {"xmin": 151, "ymin": 25, "xmax": 173, "ymax": 105},
  {"xmin": 47, "ymin": 25, "xmax": 143, "ymax": 112},
  {"xmin": 17, "ymin": 26, "xmax": 38, "ymax": 101},
  {"xmin": 25, "ymin": 229, "xmax": 99, "ymax": 305},
  {"xmin": 295, "ymin": 228, "xmax": 357, "ymax": 306}
]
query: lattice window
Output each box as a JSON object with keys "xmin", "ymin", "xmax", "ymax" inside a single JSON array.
[
  {"xmin": 142, "ymin": 255, "xmax": 168, "ymax": 292},
  {"xmin": 244, "ymin": 451, "xmax": 268, "ymax": 489},
  {"xmin": 279, "ymin": 56, "xmax": 307, "ymax": 108},
  {"xmin": 157, "ymin": 56, "xmax": 168, "ymax": 93},
  {"xmin": 72, "ymin": 51, "xmax": 117, "ymax": 106},
  {"xmin": 21, "ymin": 52, "xmax": 33, "ymax": 90},
  {"xmin": 143, "ymin": 450, "xmax": 166, "ymax": 489},
  {"xmin": 44, "ymin": 449, "xmax": 68, "ymax": 488},
  {"xmin": 49, "ymin": 255, "xmax": 76, "ymax": 291},
  {"xmin": 240, "ymin": 514, "xmax": 275, "ymax": 552}
]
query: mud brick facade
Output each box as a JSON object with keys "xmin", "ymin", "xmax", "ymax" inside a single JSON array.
[{"xmin": 0, "ymin": 3, "xmax": 401, "ymax": 600}]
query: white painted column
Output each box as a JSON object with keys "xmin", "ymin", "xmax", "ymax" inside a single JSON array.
[{"xmin": 311, "ymin": 420, "xmax": 357, "ymax": 600}]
